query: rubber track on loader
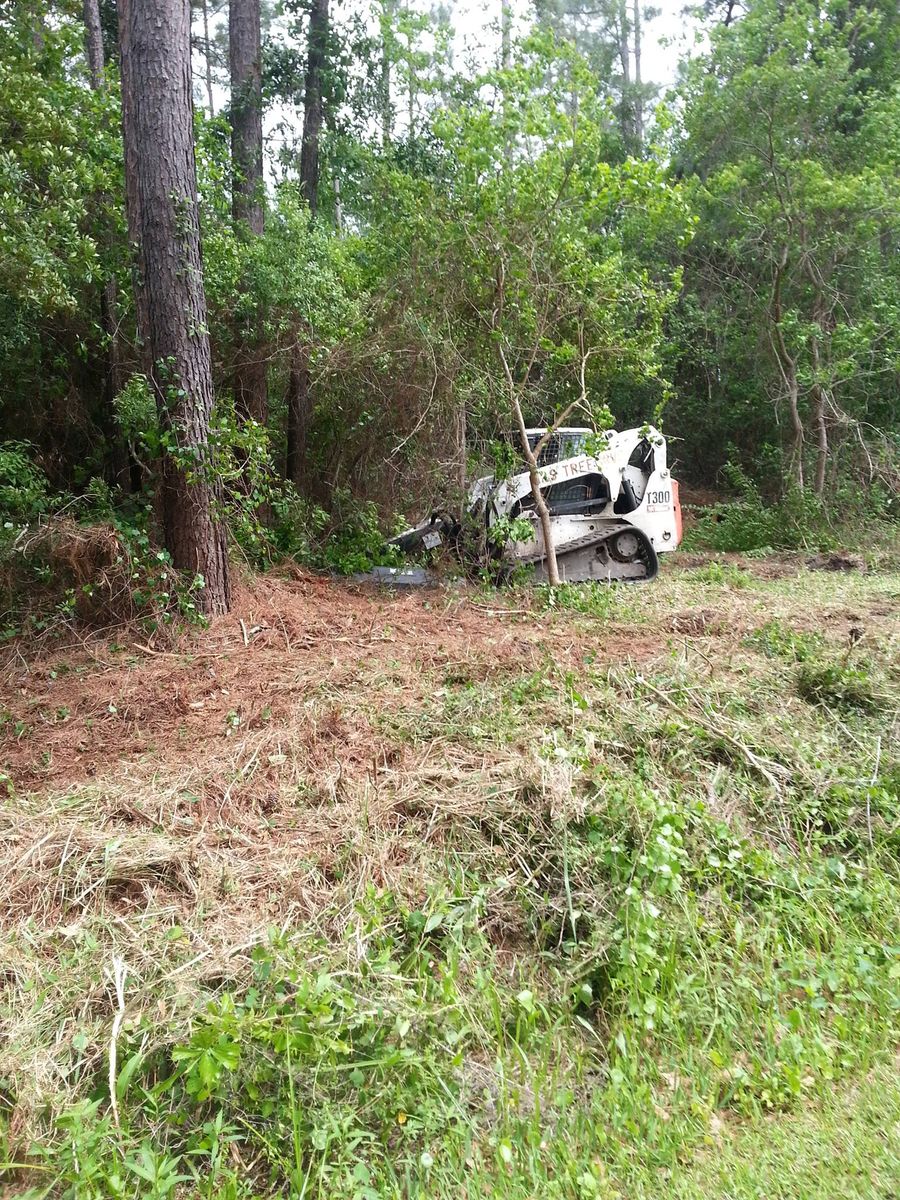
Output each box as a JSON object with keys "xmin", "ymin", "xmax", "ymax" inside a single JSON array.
[{"xmin": 519, "ymin": 522, "xmax": 659, "ymax": 583}]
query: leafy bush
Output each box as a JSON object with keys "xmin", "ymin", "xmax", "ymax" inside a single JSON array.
[
  {"xmin": 683, "ymin": 465, "xmax": 833, "ymax": 553},
  {"xmin": 0, "ymin": 512, "xmax": 207, "ymax": 639},
  {"xmin": 0, "ymin": 441, "xmax": 50, "ymax": 521},
  {"xmin": 312, "ymin": 492, "xmax": 403, "ymax": 575},
  {"xmin": 0, "ymin": 449, "xmax": 208, "ymax": 638},
  {"xmin": 684, "ymin": 461, "xmax": 900, "ymax": 558}
]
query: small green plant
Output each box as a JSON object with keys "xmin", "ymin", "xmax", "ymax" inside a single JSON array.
[
  {"xmin": 487, "ymin": 513, "xmax": 533, "ymax": 550},
  {"xmin": 686, "ymin": 560, "xmax": 752, "ymax": 587},
  {"xmin": 538, "ymin": 580, "xmax": 624, "ymax": 617},
  {"xmin": 745, "ymin": 619, "xmax": 824, "ymax": 661},
  {"xmin": 796, "ymin": 660, "xmax": 879, "ymax": 713},
  {"xmin": 0, "ymin": 441, "xmax": 50, "ymax": 521},
  {"xmin": 113, "ymin": 374, "xmax": 157, "ymax": 454}
]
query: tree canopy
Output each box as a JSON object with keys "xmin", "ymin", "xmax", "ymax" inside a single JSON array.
[{"xmin": 0, "ymin": 0, "xmax": 897, "ymax": 610}]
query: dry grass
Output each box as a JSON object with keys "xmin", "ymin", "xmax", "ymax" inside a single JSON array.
[{"xmin": 1, "ymin": 557, "xmax": 897, "ymax": 1153}]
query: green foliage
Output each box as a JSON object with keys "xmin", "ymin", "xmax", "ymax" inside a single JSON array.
[
  {"xmin": 0, "ymin": 7, "xmax": 125, "ymax": 476},
  {"xmin": 486, "ymin": 513, "xmax": 533, "ymax": 551},
  {"xmin": 269, "ymin": 486, "xmax": 401, "ymax": 575},
  {"xmin": 311, "ymin": 496, "xmax": 402, "ymax": 574},
  {"xmin": 113, "ymin": 375, "xmax": 156, "ymax": 450},
  {"xmin": 0, "ymin": 457, "xmax": 207, "ymax": 639},
  {"xmin": 796, "ymin": 659, "xmax": 879, "ymax": 713},
  {"xmin": 684, "ymin": 465, "xmax": 842, "ymax": 552},
  {"xmin": 685, "ymin": 560, "xmax": 752, "ymax": 587},
  {"xmin": 745, "ymin": 619, "xmax": 824, "ymax": 662},
  {"xmin": 0, "ymin": 442, "xmax": 50, "ymax": 520},
  {"xmin": 671, "ymin": 0, "xmax": 900, "ymax": 494},
  {"xmin": 537, "ymin": 580, "xmax": 625, "ymax": 618},
  {"xmin": 5, "ymin": 570, "xmax": 900, "ymax": 1197}
]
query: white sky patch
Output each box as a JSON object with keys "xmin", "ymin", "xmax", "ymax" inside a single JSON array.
[
  {"xmin": 192, "ymin": 0, "xmax": 700, "ymax": 175},
  {"xmin": 450, "ymin": 0, "xmax": 695, "ymax": 88}
]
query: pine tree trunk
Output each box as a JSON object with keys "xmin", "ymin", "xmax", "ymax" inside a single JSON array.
[
  {"xmin": 230, "ymin": 0, "xmax": 264, "ymax": 238},
  {"xmin": 501, "ymin": 0, "xmax": 512, "ymax": 165},
  {"xmin": 83, "ymin": 0, "xmax": 105, "ymax": 86},
  {"xmin": 83, "ymin": 0, "xmax": 128, "ymax": 486},
  {"xmin": 285, "ymin": 344, "xmax": 312, "ymax": 489},
  {"xmin": 617, "ymin": 0, "xmax": 632, "ymax": 144},
  {"xmin": 632, "ymin": 0, "xmax": 643, "ymax": 145},
  {"xmin": 118, "ymin": 0, "xmax": 231, "ymax": 615},
  {"xmin": 201, "ymin": 0, "xmax": 216, "ymax": 117},
  {"xmin": 300, "ymin": 0, "xmax": 328, "ymax": 216},
  {"xmin": 230, "ymin": 0, "xmax": 267, "ymax": 425},
  {"xmin": 380, "ymin": 0, "xmax": 394, "ymax": 145}
]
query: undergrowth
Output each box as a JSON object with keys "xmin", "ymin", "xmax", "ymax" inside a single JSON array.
[
  {"xmin": 0, "ymin": 442, "xmax": 401, "ymax": 643},
  {"xmin": 2, "ymin": 568, "xmax": 898, "ymax": 1198},
  {"xmin": 682, "ymin": 463, "xmax": 899, "ymax": 560}
]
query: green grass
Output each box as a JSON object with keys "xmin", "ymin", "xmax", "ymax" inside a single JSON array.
[
  {"xmin": 653, "ymin": 1056, "xmax": 900, "ymax": 1200},
  {"xmin": 1, "ymin": 562, "xmax": 898, "ymax": 1199}
]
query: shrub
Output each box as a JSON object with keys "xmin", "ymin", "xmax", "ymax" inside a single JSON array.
[
  {"xmin": 683, "ymin": 464, "xmax": 834, "ymax": 553},
  {"xmin": 0, "ymin": 514, "xmax": 207, "ymax": 638},
  {"xmin": 0, "ymin": 441, "xmax": 50, "ymax": 520}
]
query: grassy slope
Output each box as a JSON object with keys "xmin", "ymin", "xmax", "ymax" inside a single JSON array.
[{"xmin": 1, "ymin": 558, "xmax": 898, "ymax": 1199}]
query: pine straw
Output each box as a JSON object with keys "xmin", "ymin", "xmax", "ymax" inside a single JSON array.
[{"xmin": 0, "ymin": 516, "xmax": 195, "ymax": 648}]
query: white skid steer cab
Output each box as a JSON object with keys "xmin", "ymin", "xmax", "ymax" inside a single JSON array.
[{"xmin": 390, "ymin": 425, "xmax": 682, "ymax": 583}]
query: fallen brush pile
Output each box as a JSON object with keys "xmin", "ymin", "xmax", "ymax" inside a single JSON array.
[{"xmin": 0, "ymin": 560, "xmax": 898, "ymax": 1199}]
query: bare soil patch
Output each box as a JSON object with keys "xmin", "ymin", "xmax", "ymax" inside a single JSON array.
[{"xmin": 0, "ymin": 572, "xmax": 661, "ymax": 792}]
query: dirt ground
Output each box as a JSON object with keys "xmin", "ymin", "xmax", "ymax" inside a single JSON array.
[
  {"xmin": 0, "ymin": 571, "xmax": 655, "ymax": 793},
  {"xmin": 0, "ymin": 557, "xmax": 895, "ymax": 798}
]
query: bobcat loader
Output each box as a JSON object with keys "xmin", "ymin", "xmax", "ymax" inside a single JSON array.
[{"xmin": 390, "ymin": 425, "xmax": 682, "ymax": 583}]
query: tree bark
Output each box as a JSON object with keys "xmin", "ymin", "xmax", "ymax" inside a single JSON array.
[
  {"xmin": 632, "ymin": 0, "xmax": 643, "ymax": 145},
  {"xmin": 201, "ymin": 0, "xmax": 216, "ymax": 117},
  {"xmin": 809, "ymin": 330, "xmax": 829, "ymax": 497},
  {"xmin": 406, "ymin": 31, "xmax": 416, "ymax": 139},
  {"xmin": 512, "ymin": 396, "xmax": 561, "ymax": 587},
  {"xmin": 770, "ymin": 247, "xmax": 804, "ymax": 490},
  {"xmin": 500, "ymin": 0, "xmax": 512, "ymax": 165},
  {"xmin": 285, "ymin": 343, "xmax": 312, "ymax": 489},
  {"xmin": 299, "ymin": 0, "xmax": 328, "ymax": 216},
  {"xmin": 379, "ymin": 0, "xmax": 394, "ymax": 146},
  {"xmin": 83, "ymin": 0, "xmax": 129, "ymax": 486},
  {"xmin": 230, "ymin": 0, "xmax": 264, "ymax": 237},
  {"xmin": 118, "ymin": 0, "xmax": 231, "ymax": 615},
  {"xmin": 83, "ymin": 0, "xmax": 105, "ymax": 86},
  {"xmin": 617, "ymin": 0, "xmax": 632, "ymax": 144},
  {"xmin": 229, "ymin": 0, "xmax": 267, "ymax": 425},
  {"xmin": 501, "ymin": 1, "xmax": 511, "ymax": 69}
]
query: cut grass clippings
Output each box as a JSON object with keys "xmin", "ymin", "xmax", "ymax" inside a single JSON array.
[{"xmin": 0, "ymin": 558, "xmax": 898, "ymax": 1198}]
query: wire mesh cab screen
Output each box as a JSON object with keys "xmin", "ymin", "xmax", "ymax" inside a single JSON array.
[{"xmin": 526, "ymin": 429, "xmax": 590, "ymax": 467}]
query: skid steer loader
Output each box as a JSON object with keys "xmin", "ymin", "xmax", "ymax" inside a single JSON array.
[{"xmin": 390, "ymin": 425, "xmax": 681, "ymax": 583}]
